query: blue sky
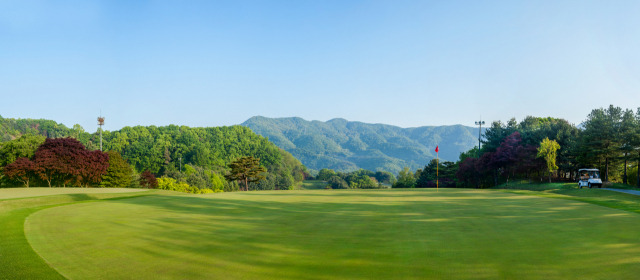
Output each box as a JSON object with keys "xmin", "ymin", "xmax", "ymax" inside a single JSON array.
[{"xmin": 1, "ymin": 0, "xmax": 639, "ymax": 132}]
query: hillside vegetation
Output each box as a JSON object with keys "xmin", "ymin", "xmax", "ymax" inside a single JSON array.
[
  {"xmin": 242, "ymin": 116, "xmax": 481, "ymax": 173},
  {"xmin": 0, "ymin": 116, "xmax": 306, "ymax": 191}
]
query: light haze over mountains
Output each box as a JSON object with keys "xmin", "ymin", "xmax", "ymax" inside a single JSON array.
[{"xmin": 242, "ymin": 116, "xmax": 483, "ymax": 173}]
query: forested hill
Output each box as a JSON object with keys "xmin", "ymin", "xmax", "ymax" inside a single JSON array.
[
  {"xmin": 242, "ymin": 116, "xmax": 482, "ymax": 173},
  {"xmin": 0, "ymin": 115, "xmax": 307, "ymax": 189}
]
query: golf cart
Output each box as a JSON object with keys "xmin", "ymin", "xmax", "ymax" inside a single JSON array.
[{"xmin": 577, "ymin": 169, "xmax": 602, "ymax": 188}]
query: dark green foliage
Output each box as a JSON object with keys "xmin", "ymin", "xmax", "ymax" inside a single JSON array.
[
  {"xmin": 327, "ymin": 175, "xmax": 348, "ymax": 189},
  {"xmin": 580, "ymin": 105, "xmax": 623, "ymax": 181},
  {"xmin": 0, "ymin": 134, "xmax": 46, "ymax": 168},
  {"xmin": 254, "ymin": 173, "xmax": 278, "ymax": 190},
  {"xmin": 242, "ymin": 116, "xmax": 482, "ymax": 173},
  {"xmin": 416, "ymin": 159, "xmax": 457, "ymax": 188},
  {"xmin": 393, "ymin": 167, "xmax": 415, "ymax": 188},
  {"xmin": 461, "ymin": 107, "xmax": 640, "ymax": 188},
  {"xmin": 374, "ymin": 171, "xmax": 396, "ymax": 185},
  {"xmin": 276, "ymin": 173, "xmax": 294, "ymax": 190},
  {"xmin": 1, "ymin": 118, "xmax": 306, "ymax": 191},
  {"xmin": 319, "ymin": 169, "xmax": 385, "ymax": 189},
  {"xmin": 0, "ymin": 117, "xmax": 75, "ymax": 141},
  {"xmin": 348, "ymin": 174, "xmax": 379, "ymax": 189},
  {"xmin": 316, "ymin": 168, "xmax": 336, "ymax": 181},
  {"xmin": 100, "ymin": 151, "xmax": 134, "ymax": 188},
  {"xmin": 224, "ymin": 156, "xmax": 267, "ymax": 191}
]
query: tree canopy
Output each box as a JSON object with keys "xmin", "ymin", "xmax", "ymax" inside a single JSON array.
[{"xmin": 224, "ymin": 156, "xmax": 267, "ymax": 191}]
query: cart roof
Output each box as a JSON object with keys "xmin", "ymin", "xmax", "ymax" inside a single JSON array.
[{"xmin": 578, "ymin": 169, "xmax": 599, "ymax": 172}]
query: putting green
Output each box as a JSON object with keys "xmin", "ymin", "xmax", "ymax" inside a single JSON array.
[{"xmin": 26, "ymin": 189, "xmax": 640, "ymax": 279}]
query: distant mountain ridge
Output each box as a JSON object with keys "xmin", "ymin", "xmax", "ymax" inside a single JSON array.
[{"xmin": 242, "ymin": 116, "xmax": 482, "ymax": 173}]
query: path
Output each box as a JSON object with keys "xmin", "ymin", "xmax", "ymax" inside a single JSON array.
[{"xmin": 603, "ymin": 188, "xmax": 640, "ymax": 196}]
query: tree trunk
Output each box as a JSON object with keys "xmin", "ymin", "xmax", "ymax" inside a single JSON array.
[
  {"xmin": 623, "ymin": 154, "xmax": 628, "ymax": 184},
  {"xmin": 637, "ymin": 154, "xmax": 640, "ymax": 188},
  {"xmin": 605, "ymin": 157, "xmax": 609, "ymax": 182}
]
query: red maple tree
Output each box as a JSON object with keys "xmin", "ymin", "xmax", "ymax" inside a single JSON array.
[
  {"xmin": 33, "ymin": 138, "xmax": 109, "ymax": 187},
  {"xmin": 4, "ymin": 157, "xmax": 36, "ymax": 188}
]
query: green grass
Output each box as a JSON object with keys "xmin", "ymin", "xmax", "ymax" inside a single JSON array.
[
  {"xmin": 15, "ymin": 189, "xmax": 640, "ymax": 279},
  {"xmin": 0, "ymin": 189, "xmax": 154, "ymax": 280},
  {"xmin": 297, "ymin": 180, "xmax": 328, "ymax": 190},
  {"xmin": 492, "ymin": 181, "xmax": 640, "ymax": 214},
  {"xmin": 604, "ymin": 182, "xmax": 640, "ymax": 190},
  {"xmin": 0, "ymin": 187, "xmax": 148, "ymax": 200}
]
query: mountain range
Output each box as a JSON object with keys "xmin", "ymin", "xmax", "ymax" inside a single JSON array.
[{"xmin": 242, "ymin": 116, "xmax": 483, "ymax": 174}]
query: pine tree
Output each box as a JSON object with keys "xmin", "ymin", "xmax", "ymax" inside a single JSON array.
[
  {"xmin": 100, "ymin": 151, "xmax": 134, "ymax": 188},
  {"xmin": 224, "ymin": 156, "xmax": 266, "ymax": 191}
]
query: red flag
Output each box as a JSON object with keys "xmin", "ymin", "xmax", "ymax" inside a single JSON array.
[{"xmin": 435, "ymin": 146, "xmax": 439, "ymax": 153}]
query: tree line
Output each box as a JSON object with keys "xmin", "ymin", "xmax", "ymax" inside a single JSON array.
[
  {"xmin": 391, "ymin": 105, "xmax": 640, "ymax": 188},
  {"xmin": 0, "ymin": 117, "xmax": 309, "ymax": 192},
  {"xmin": 2, "ymin": 137, "xmax": 127, "ymax": 188},
  {"xmin": 315, "ymin": 168, "xmax": 396, "ymax": 189}
]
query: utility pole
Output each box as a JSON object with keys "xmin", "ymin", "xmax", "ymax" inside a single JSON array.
[
  {"xmin": 475, "ymin": 119, "xmax": 485, "ymax": 158},
  {"xmin": 97, "ymin": 115, "xmax": 105, "ymax": 151}
]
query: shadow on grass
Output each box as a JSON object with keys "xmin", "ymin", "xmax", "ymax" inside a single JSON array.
[
  {"xmin": 0, "ymin": 191, "xmax": 154, "ymax": 280},
  {"xmin": 83, "ymin": 190, "xmax": 640, "ymax": 279}
]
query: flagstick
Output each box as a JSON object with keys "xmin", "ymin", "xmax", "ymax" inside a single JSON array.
[{"xmin": 436, "ymin": 150, "xmax": 439, "ymax": 192}]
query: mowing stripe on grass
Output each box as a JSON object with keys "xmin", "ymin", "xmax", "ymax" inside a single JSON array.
[
  {"xmin": 0, "ymin": 188, "xmax": 148, "ymax": 200},
  {"xmin": 25, "ymin": 189, "xmax": 640, "ymax": 280},
  {"xmin": 0, "ymin": 191, "xmax": 154, "ymax": 280}
]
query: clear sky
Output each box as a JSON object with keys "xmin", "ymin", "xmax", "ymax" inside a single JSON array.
[{"xmin": 1, "ymin": 0, "xmax": 639, "ymax": 132}]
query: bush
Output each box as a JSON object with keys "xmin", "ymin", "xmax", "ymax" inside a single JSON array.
[
  {"xmin": 327, "ymin": 176, "xmax": 348, "ymax": 189},
  {"xmin": 628, "ymin": 166, "xmax": 638, "ymax": 187},
  {"xmin": 157, "ymin": 177, "xmax": 218, "ymax": 194}
]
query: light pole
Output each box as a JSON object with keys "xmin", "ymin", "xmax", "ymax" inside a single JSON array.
[
  {"xmin": 97, "ymin": 116, "xmax": 105, "ymax": 151},
  {"xmin": 475, "ymin": 120, "xmax": 485, "ymax": 158}
]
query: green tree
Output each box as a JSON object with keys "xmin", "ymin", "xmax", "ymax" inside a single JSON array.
[
  {"xmin": 327, "ymin": 175, "xmax": 348, "ymax": 189},
  {"xmin": 393, "ymin": 167, "xmax": 415, "ymax": 188},
  {"xmin": 224, "ymin": 156, "xmax": 267, "ymax": 191},
  {"xmin": 581, "ymin": 105, "xmax": 622, "ymax": 182},
  {"xmin": 100, "ymin": 151, "xmax": 134, "ymax": 188},
  {"xmin": 317, "ymin": 168, "xmax": 336, "ymax": 181},
  {"xmin": 209, "ymin": 171, "xmax": 226, "ymax": 192},
  {"xmin": 481, "ymin": 118, "xmax": 518, "ymax": 153},
  {"xmin": 374, "ymin": 171, "xmax": 396, "ymax": 185},
  {"xmin": 635, "ymin": 109, "xmax": 640, "ymax": 187},
  {"xmin": 0, "ymin": 134, "xmax": 46, "ymax": 168},
  {"xmin": 537, "ymin": 138, "xmax": 561, "ymax": 183},
  {"xmin": 619, "ymin": 109, "xmax": 640, "ymax": 184}
]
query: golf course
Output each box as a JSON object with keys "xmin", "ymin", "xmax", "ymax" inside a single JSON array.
[{"xmin": 2, "ymin": 187, "xmax": 640, "ymax": 279}]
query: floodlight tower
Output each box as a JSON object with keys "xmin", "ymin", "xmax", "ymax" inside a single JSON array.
[
  {"xmin": 475, "ymin": 119, "xmax": 485, "ymax": 158},
  {"xmin": 98, "ymin": 116, "xmax": 105, "ymax": 151}
]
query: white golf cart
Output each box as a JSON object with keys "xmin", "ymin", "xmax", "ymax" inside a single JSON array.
[{"xmin": 578, "ymin": 168, "xmax": 603, "ymax": 188}]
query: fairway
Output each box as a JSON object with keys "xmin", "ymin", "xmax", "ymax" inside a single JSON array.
[
  {"xmin": 24, "ymin": 189, "xmax": 640, "ymax": 279},
  {"xmin": 0, "ymin": 187, "xmax": 147, "ymax": 200}
]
